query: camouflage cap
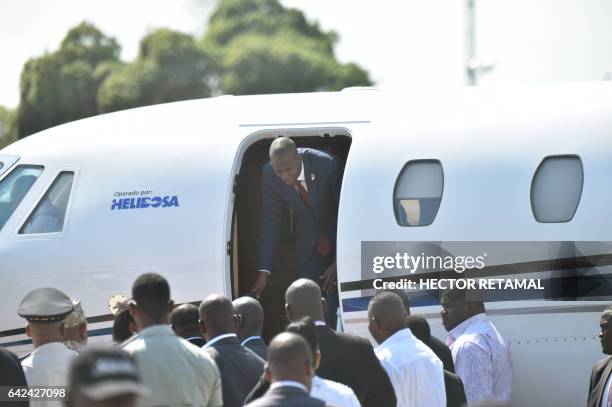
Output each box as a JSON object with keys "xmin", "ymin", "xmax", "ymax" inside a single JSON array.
[{"xmin": 63, "ymin": 299, "xmax": 86, "ymax": 328}]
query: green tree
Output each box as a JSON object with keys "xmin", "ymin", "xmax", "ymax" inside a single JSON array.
[
  {"xmin": 202, "ymin": 0, "xmax": 371, "ymax": 95},
  {"xmin": 0, "ymin": 106, "xmax": 18, "ymax": 149},
  {"xmin": 98, "ymin": 29, "xmax": 214, "ymax": 113},
  {"xmin": 17, "ymin": 22, "xmax": 121, "ymax": 138}
]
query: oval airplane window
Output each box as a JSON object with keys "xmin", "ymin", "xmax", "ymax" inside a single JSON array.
[
  {"xmin": 531, "ymin": 155, "xmax": 583, "ymax": 223},
  {"xmin": 20, "ymin": 171, "xmax": 74, "ymax": 234},
  {"xmin": 393, "ymin": 159, "xmax": 443, "ymax": 226},
  {"xmin": 0, "ymin": 165, "xmax": 44, "ymax": 231}
]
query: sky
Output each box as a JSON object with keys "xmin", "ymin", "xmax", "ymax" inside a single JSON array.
[{"xmin": 1, "ymin": 0, "xmax": 612, "ymax": 108}]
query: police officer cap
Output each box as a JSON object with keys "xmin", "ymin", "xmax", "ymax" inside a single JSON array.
[{"xmin": 17, "ymin": 287, "xmax": 74, "ymax": 323}]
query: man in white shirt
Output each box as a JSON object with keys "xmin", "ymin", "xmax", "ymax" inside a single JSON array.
[
  {"xmin": 368, "ymin": 292, "xmax": 446, "ymax": 407},
  {"xmin": 17, "ymin": 287, "xmax": 78, "ymax": 407},
  {"xmin": 441, "ymin": 287, "xmax": 512, "ymax": 404},
  {"xmin": 122, "ymin": 273, "xmax": 223, "ymax": 407}
]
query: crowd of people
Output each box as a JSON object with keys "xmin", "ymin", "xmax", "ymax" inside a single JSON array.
[{"xmin": 1, "ymin": 272, "xmax": 523, "ymax": 407}]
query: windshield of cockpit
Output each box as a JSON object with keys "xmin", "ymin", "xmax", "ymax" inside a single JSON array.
[{"xmin": 0, "ymin": 165, "xmax": 43, "ymax": 230}]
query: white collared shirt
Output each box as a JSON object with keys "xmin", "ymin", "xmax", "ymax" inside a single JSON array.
[
  {"xmin": 122, "ymin": 325, "xmax": 223, "ymax": 407},
  {"xmin": 203, "ymin": 333, "xmax": 237, "ymax": 349},
  {"xmin": 270, "ymin": 380, "xmax": 309, "ymax": 393},
  {"xmin": 297, "ymin": 161, "xmax": 307, "ymax": 191},
  {"xmin": 447, "ymin": 313, "xmax": 512, "ymax": 404},
  {"xmin": 241, "ymin": 336, "xmax": 262, "ymax": 346},
  {"xmin": 21, "ymin": 341, "xmax": 77, "ymax": 407},
  {"xmin": 312, "ymin": 376, "xmax": 361, "ymax": 407},
  {"xmin": 375, "ymin": 328, "xmax": 445, "ymax": 407}
]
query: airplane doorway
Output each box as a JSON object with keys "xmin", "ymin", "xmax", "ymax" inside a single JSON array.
[{"xmin": 231, "ymin": 131, "xmax": 351, "ymax": 342}]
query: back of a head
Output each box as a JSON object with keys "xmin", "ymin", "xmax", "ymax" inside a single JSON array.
[
  {"xmin": 199, "ymin": 294, "xmax": 235, "ymax": 334},
  {"xmin": 132, "ymin": 273, "xmax": 171, "ymax": 320},
  {"xmin": 406, "ymin": 315, "xmax": 431, "ymax": 342},
  {"xmin": 286, "ymin": 317, "xmax": 319, "ymax": 356},
  {"xmin": 285, "ymin": 279, "xmax": 324, "ymax": 322},
  {"xmin": 113, "ymin": 310, "xmax": 134, "ymax": 343},
  {"xmin": 170, "ymin": 304, "xmax": 200, "ymax": 330},
  {"xmin": 232, "ymin": 296, "xmax": 264, "ymax": 336},
  {"xmin": 384, "ymin": 289, "xmax": 411, "ymax": 314},
  {"xmin": 267, "ymin": 332, "xmax": 312, "ymax": 382},
  {"xmin": 368, "ymin": 291, "xmax": 407, "ymax": 333}
]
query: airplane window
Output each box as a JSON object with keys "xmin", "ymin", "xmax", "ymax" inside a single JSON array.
[
  {"xmin": 0, "ymin": 165, "xmax": 44, "ymax": 231},
  {"xmin": 393, "ymin": 160, "xmax": 443, "ymax": 226},
  {"xmin": 531, "ymin": 155, "xmax": 583, "ymax": 223},
  {"xmin": 20, "ymin": 172, "xmax": 74, "ymax": 234}
]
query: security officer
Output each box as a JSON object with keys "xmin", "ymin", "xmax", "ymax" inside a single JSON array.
[{"xmin": 18, "ymin": 287, "xmax": 78, "ymax": 406}]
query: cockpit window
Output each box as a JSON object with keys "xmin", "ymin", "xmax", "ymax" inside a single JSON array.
[
  {"xmin": 20, "ymin": 172, "xmax": 74, "ymax": 234},
  {"xmin": 0, "ymin": 165, "xmax": 44, "ymax": 231},
  {"xmin": 0, "ymin": 162, "xmax": 4, "ymax": 170}
]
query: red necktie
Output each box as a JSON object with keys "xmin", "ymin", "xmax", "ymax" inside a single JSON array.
[{"xmin": 295, "ymin": 182, "xmax": 331, "ymax": 257}]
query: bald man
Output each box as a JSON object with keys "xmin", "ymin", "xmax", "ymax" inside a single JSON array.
[
  {"xmin": 200, "ymin": 294, "xmax": 265, "ymax": 407},
  {"xmin": 252, "ymin": 136, "xmax": 341, "ymax": 325},
  {"xmin": 233, "ymin": 296, "xmax": 267, "ymax": 359},
  {"xmin": 246, "ymin": 332, "xmax": 330, "ymax": 407},
  {"xmin": 369, "ymin": 292, "xmax": 445, "ymax": 407},
  {"xmin": 285, "ymin": 278, "xmax": 396, "ymax": 407}
]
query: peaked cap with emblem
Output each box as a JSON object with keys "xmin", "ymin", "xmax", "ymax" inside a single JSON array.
[{"xmin": 17, "ymin": 287, "xmax": 74, "ymax": 323}]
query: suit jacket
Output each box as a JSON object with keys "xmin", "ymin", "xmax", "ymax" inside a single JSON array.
[
  {"xmin": 244, "ymin": 337, "xmax": 268, "ymax": 361},
  {"xmin": 245, "ymin": 326, "xmax": 396, "ymax": 407},
  {"xmin": 187, "ymin": 337, "xmax": 206, "ymax": 348},
  {"xmin": 206, "ymin": 336, "xmax": 265, "ymax": 407},
  {"xmin": 0, "ymin": 348, "xmax": 28, "ymax": 406},
  {"xmin": 588, "ymin": 355, "xmax": 612, "ymax": 407},
  {"xmin": 444, "ymin": 370, "xmax": 467, "ymax": 407},
  {"xmin": 428, "ymin": 336, "xmax": 455, "ymax": 373},
  {"xmin": 259, "ymin": 148, "xmax": 341, "ymax": 278},
  {"xmin": 316, "ymin": 325, "xmax": 395, "ymax": 407},
  {"xmin": 246, "ymin": 385, "xmax": 329, "ymax": 407}
]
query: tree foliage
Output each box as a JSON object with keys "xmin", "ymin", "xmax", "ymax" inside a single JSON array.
[
  {"xmin": 202, "ymin": 0, "xmax": 371, "ymax": 95},
  {"xmin": 0, "ymin": 106, "xmax": 17, "ymax": 149},
  {"xmin": 98, "ymin": 29, "xmax": 214, "ymax": 113},
  {"xmin": 17, "ymin": 22, "xmax": 121, "ymax": 138}
]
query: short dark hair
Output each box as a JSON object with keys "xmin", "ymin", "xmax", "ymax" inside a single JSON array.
[
  {"xmin": 112, "ymin": 310, "xmax": 134, "ymax": 343},
  {"xmin": 170, "ymin": 304, "xmax": 200, "ymax": 329},
  {"xmin": 406, "ymin": 315, "xmax": 431, "ymax": 342},
  {"xmin": 132, "ymin": 273, "xmax": 171, "ymax": 320},
  {"xmin": 286, "ymin": 317, "xmax": 319, "ymax": 356}
]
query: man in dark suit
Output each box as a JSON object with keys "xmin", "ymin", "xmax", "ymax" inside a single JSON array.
[
  {"xmin": 588, "ymin": 306, "xmax": 612, "ymax": 406},
  {"xmin": 233, "ymin": 296, "xmax": 268, "ymax": 360},
  {"xmin": 251, "ymin": 136, "xmax": 341, "ymax": 325},
  {"xmin": 406, "ymin": 316, "xmax": 466, "ymax": 407},
  {"xmin": 171, "ymin": 303, "xmax": 206, "ymax": 347},
  {"xmin": 0, "ymin": 347, "xmax": 29, "ymax": 406},
  {"xmin": 199, "ymin": 294, "xmax": 265, "ymax": 407},
  {"xmin": 406, "ymin": 315, "xmax": 455, "ymax": 373},
  {"xmin": 287, "ymin": 278, "xmax": 395, "ymax": 407},
  {"xmin": 246, "ymin": 332, "xmax": 330, "ymax": 407}
]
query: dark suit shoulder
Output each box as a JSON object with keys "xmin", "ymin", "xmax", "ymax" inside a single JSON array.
[{"xmin": 428, "ymin": 336, "xmax": 455, "ymax": 373}]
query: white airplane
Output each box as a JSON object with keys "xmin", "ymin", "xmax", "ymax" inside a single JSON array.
[{"xmin": 1, "ymin": 83, "xmax": 611, "ymax": 407}]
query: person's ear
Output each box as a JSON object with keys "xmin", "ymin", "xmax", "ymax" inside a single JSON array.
[
  {"xmin": 264, "ymin": 365, "xmax": 272, "ymax": 383},
  {"xmin": 285, "ymin": 303, "xmax": 292, "ymax": 321},
  {"xmin": 199, "ymin": 318, "xmax": 207, "ymax": 338},
  {"xmin": 321, "ymin": 298, "xmax": 327, "ymax": 316},
  {"xmin": 25, "ymin": 324, "xmax": 32, "ymax": 338},
  {"xmin": 128, "ymin": 303, "xmax": 137, "ymax": 319}
]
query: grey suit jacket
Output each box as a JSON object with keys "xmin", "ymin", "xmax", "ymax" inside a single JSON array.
[
  {"xmin": 245, "ymin": 385, "xmax": 329, "ymax": 407},
  {"xmin": 244, "ymin": 337, "xmax": 268, "ymax": 361},
  {"xmin": 588, "ymin": 355, "xmax": 612, "ymax": 407},
  {"xmin": 206, "ymin": 336, "xmax": 265, "ymax": 407}
]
